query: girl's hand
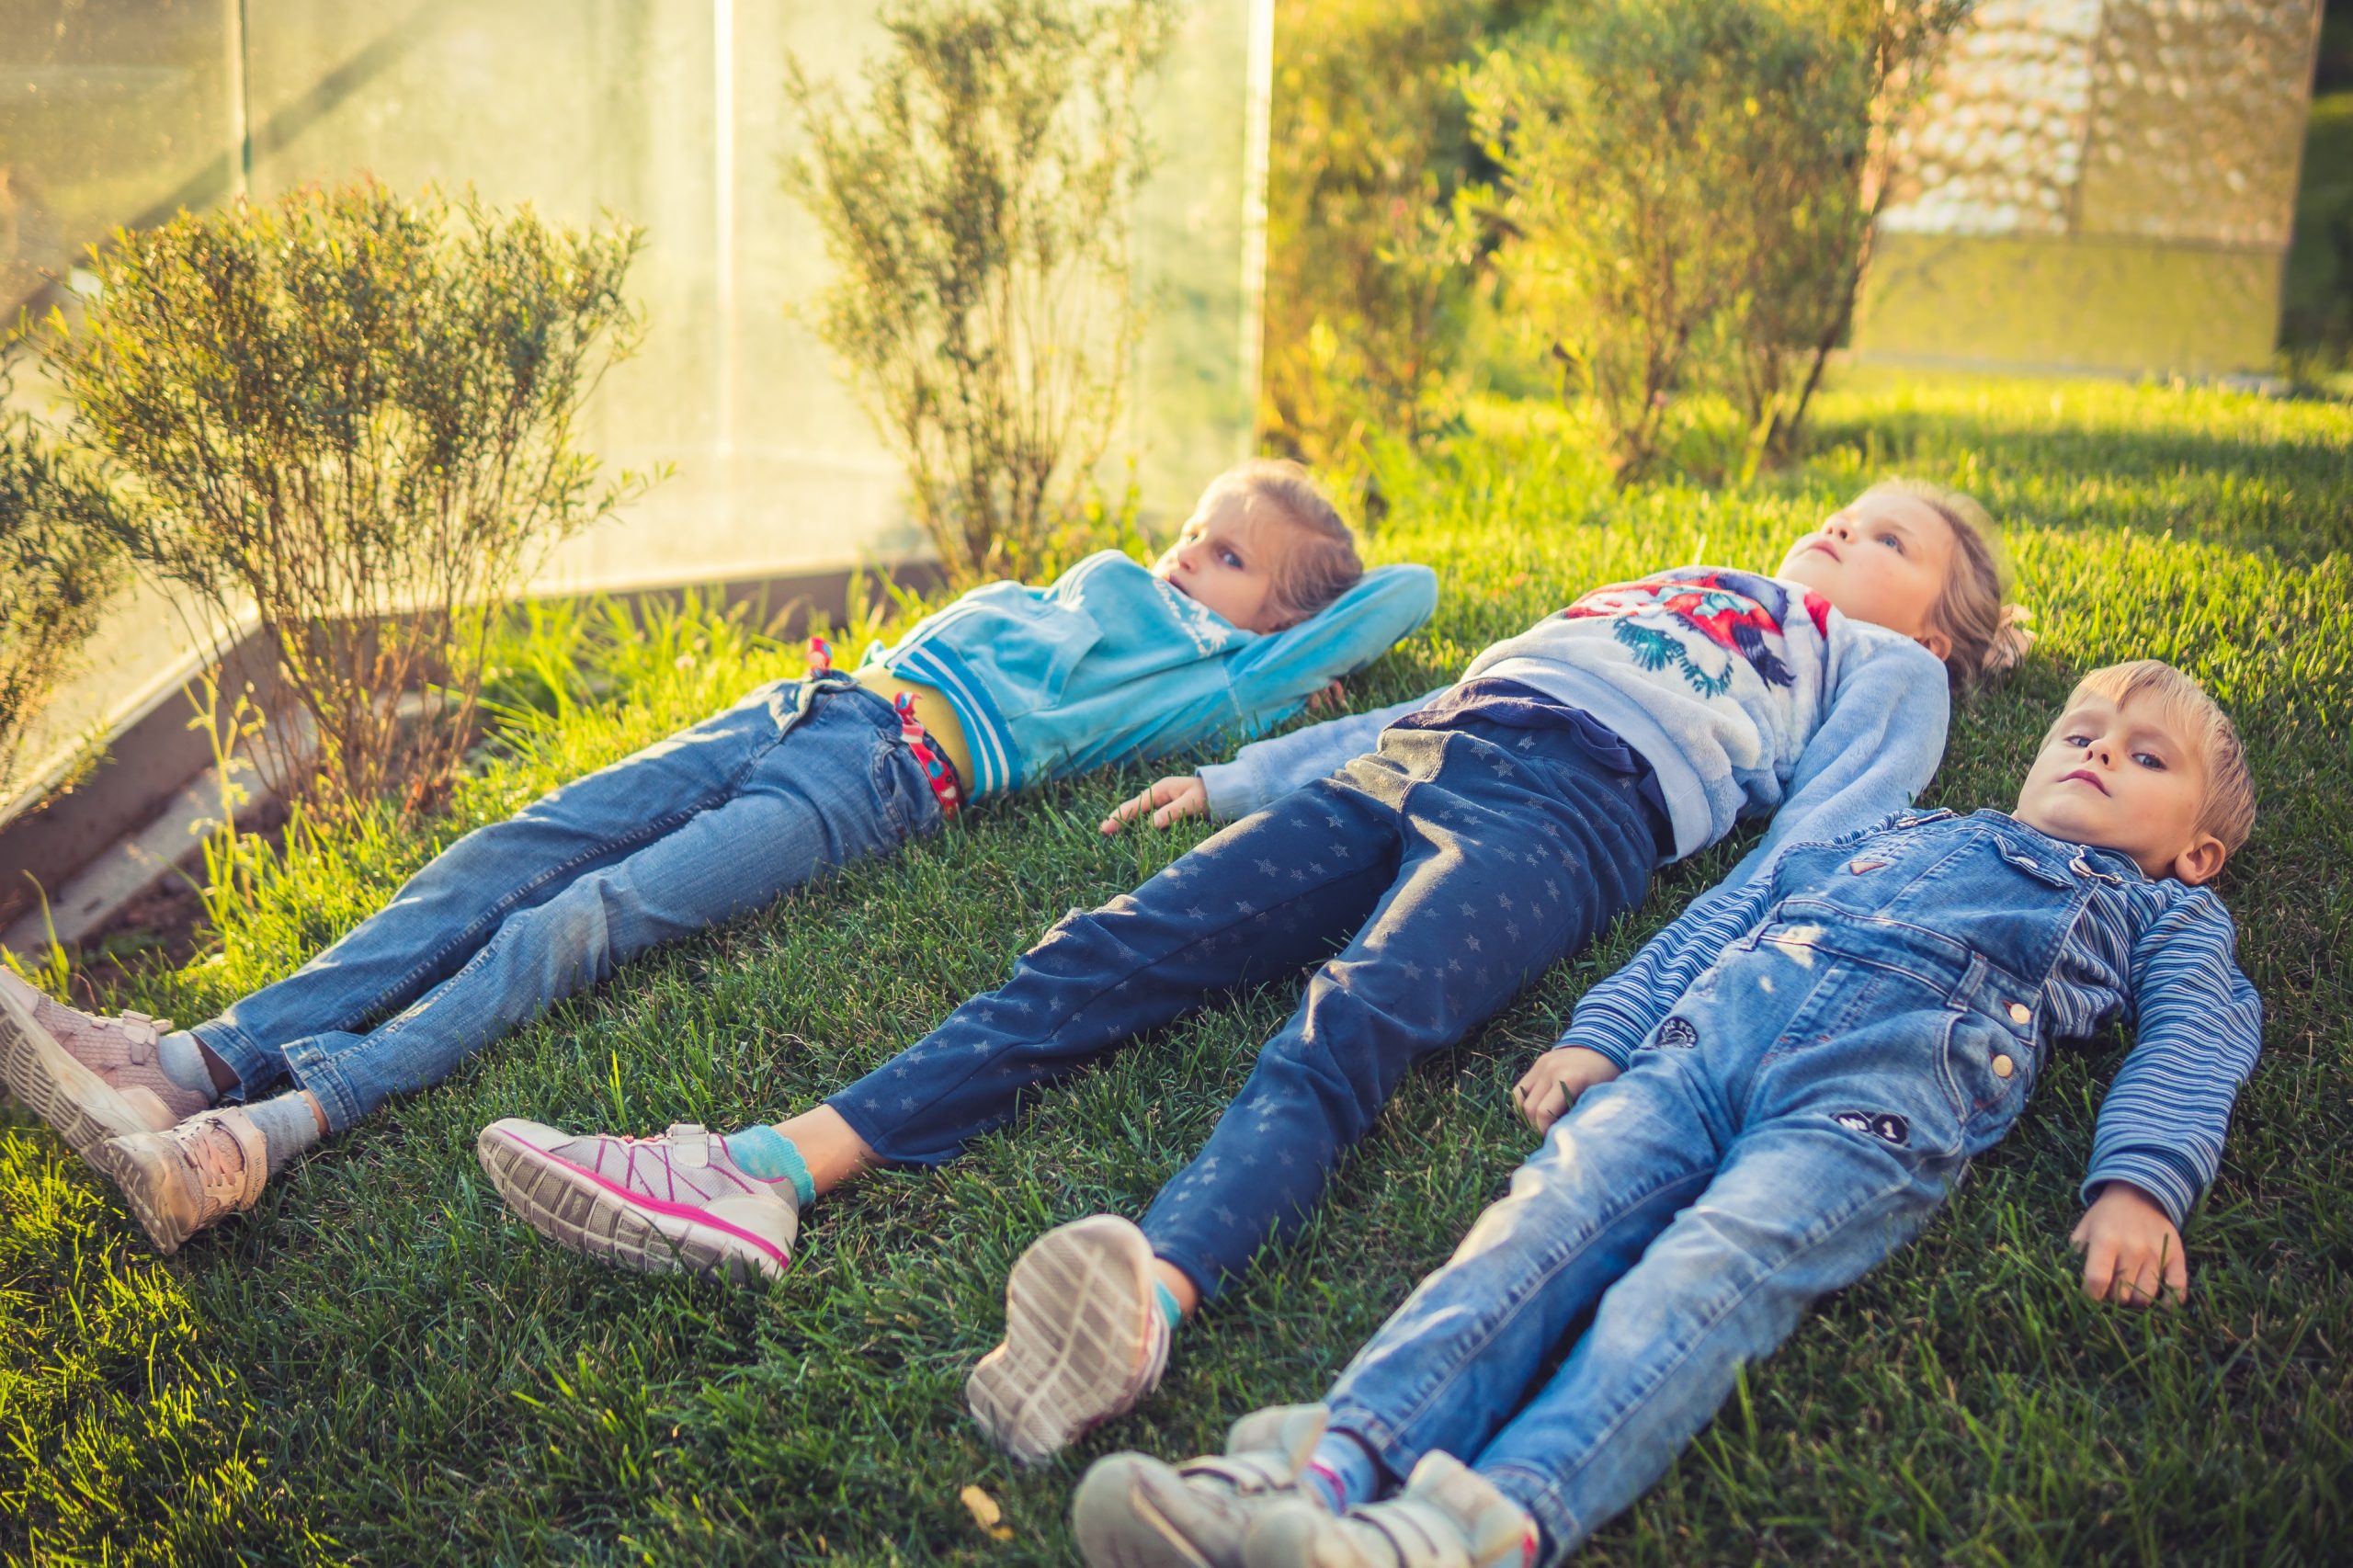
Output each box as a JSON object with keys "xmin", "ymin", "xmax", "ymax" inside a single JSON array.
[
  {"xmin": 1513, "ymin": 1047, "xmax": 1620, "ymax": 1135},
  {"xmin": 1305, "ymin": 679, "xmax": 1347, "ymax": 715},
  {"xmin": 1101, "ymin": 775, "xmax": 1210, "ymax": 835},
  {"xmin": 2070, "ymin": 1183, "xmax": 2189, "ymax": 1309}
]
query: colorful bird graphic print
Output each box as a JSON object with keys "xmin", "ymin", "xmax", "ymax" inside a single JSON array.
[{"xmin": 1559, "ymin": 570, "xmax": 1830, "ymax": 697}]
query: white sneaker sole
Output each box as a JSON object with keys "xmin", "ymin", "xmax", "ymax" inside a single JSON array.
[
  {"xmin": 475, "ymin": 1121, "xmax": 792, "ymax": 1285},
  {"xmin": 968, "ymin": 1214, "xmax": 1164, "ymax": 1466},
  {"xmin": 0, "ymin": 983, "xmax": 167, "ymax": 1170}
]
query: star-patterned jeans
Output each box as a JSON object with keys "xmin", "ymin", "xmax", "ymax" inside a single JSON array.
[{"xmin": 825, "ymin": 715, "xmax": 1665, "ymax": 1299}]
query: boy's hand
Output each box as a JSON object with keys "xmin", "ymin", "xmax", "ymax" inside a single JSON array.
[
  {"xmin": 1513, "ymin": 1047, "xmax": 1620, "ymax": 1135},
  {"xmin": 1304, "ymin": 679, "xmax": 1347, "ymax": 715},
  {"xmin": 1101, "ymin": 774, "xmax": 1210, "ymax": 835},
  {"xmin": 2070, "ymin": 1183, "xmax": 2188, "ymax": 1310}
]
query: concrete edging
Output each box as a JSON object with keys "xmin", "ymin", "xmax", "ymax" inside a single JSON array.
[{"xmin": 0, "ymin": 559, "xmax": 940, "ymax": 957}]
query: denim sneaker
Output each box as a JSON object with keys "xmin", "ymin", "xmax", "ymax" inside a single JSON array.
[
  {"xmin": 1243, "ymin": 1450, "xmax": 1537, "ymax": 1568},
  {"xmin": 1073, "ymin": 1403, "xmax": 1330, "ymax": 1568},
  {"xmin": 476, "ymin": 1119, "xmax": 800, "ymax": 1283},
  {"xmin": 0, "ymin": 971, "xmax": 198, "ymax": 1170},
  {"xmin": 967, "ymin": 1213, "xmax": 1172, "ymax": 1464}
]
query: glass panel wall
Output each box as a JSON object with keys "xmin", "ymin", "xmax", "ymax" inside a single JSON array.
[{"xmin": 3, "ymin": 0, "xmax": 1267, "ymax": 803}]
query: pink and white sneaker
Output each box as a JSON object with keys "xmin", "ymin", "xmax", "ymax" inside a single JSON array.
[
  {"xmin": 93, "ymin": 1108, "xmax": 270, "ymax": 1255},
  {"xmin": 0, "ymin": 969, "xmax": 209, "ymax": 1168},
  {"xmin": 476, "ymin": 1119, "xmax": 800, "ymax": 1284}
]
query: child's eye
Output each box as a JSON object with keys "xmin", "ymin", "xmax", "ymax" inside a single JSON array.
[
  {"xmin": 2133, "ymin": 752, "xmax": 2165, "ymax": 770},
  {"xmin": 2062, "ymin": 733, "xmax": 2092, "ymax": 747},
  {"xmin": 1877, "ymin": 532, "xmax": 1904, "ymax": 552},
  {"xmin": 1220, "ymin": 549, "xmax": 1243, "ymax": 570}
]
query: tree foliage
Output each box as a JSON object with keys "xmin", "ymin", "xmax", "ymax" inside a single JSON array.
[
  {"xmin": 1259, "ymin": 0, "xmax": 1534, "ymax": 468},
  {"xmin": 787, "ymin": 0, "xmax": 1177, "ymax": 586},
  {"xmin": 35, "ymin": 180, "xmax": 650, "ymax": 813},
  {"xmin": 1465, "ymin": 0, "xmax": 1971, "ymax": 479},
  {"xmin": 0, "ymin": 375, "xmax": 127, "ymax": 800}
]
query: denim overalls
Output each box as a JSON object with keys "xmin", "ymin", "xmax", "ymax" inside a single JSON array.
[{"xmin": 1318, "ymin": 810, "xmax": 2125, "ymax": 1559}]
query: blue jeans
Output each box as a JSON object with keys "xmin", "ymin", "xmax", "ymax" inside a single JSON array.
[
  {"xmin": 828, "ymin": 717, "xmax": 1665, "ymax": 1298},
  {"xmin": 188, "ymin": 677, "xmax": 939, "ymax": 1131},
  {"xmin": 1319, "ymin": 830, "xmax": 2052, "ymax": 1559}
]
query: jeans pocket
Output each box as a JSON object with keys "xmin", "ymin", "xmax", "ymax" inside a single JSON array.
[
  {"xmin": 1937, "ymin": 1006, "xmax": 2030, "ymax": 1143},
  {"xmin": 869, "ymin": 730, "xmax": 941, "ymax": 842}
]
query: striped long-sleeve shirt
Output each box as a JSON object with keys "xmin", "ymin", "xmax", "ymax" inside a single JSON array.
[{"xmin": 1561, "ymin": 808, "xmax": 2263, "ymax": 1226}]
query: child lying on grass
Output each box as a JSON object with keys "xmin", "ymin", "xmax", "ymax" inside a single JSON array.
[
  {"xmin": 1072, "ymin": 659, "xmax": 2260, "ymax": 1568},
  {"xmin": 476, "ymin": 480, "xmax": 2028, "ymax": 1465},
  {"xmin": 0, "ymin": 460, "xmax": 1435, "ymax": 1255}
]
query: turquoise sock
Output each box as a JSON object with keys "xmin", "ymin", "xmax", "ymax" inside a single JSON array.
[
  {"xmin": 1153, "ymin": 1278, "xmax": 1185, "ymax": 1333},
  {"xmin": 723, "ymin": 1124, "xmax": 815, "ymax": 1207}
]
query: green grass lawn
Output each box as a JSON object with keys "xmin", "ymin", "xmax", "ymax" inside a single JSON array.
[{"xmin": 5, "ymin": 376, "xmax": 2350, "ymax": 1564}]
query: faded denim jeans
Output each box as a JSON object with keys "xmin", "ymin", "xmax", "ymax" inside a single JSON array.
[
  {"xmin": 183, "ymin": 677, "xmax": 938, "ymax": 1131},
  {"xmin": 1321, "ymin": 813, "xmax": 2093, "ymax": 1557}
]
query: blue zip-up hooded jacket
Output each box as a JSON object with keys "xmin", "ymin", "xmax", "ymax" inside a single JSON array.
[{"xmin": 873, "ymin": 551, "xmax": 1438, "ymax": 799}]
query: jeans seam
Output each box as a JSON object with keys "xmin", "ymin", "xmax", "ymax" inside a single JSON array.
[
  {"xmin": 1376, "ymin": 1159, "xmax": 1717, "ymax": 1446},
  {"xmin": 1142, "ymin": 1238, "xmax": 1218, "ymax": 1301},
  {"xmin": 1761, "ymin": 906, "xmax": 1967, "ymax": 995},
  {"xmin": 280, "ymin": 1048, "xmax": 361, "ymax": 1132},
  {"xmin": 1479, "ymin": 1460, "xmax": 1579, "ymax": 1558},
  {"xmin": 876, "ymin": 734, "xmax": 942, "ymax": 840},
  {"xmin": 190, "ymin": 1017, "xmax": 268, "ymax": 1080}
]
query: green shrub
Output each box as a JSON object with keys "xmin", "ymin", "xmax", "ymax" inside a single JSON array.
[
  {"xmin": 1465, "ymin": 0, "xmax": 1968, "ymax": 479},
  {"xmin": 1259, "ymin": 0, "xmax": 1531, "ymax": 469},
  {"xmin": 33, "ymin": 180, "xmax": 651, "ymax": 813},
  {"xmin": 0, "ymin": 377, "xmax": 127, "ymax": 800},
  {"xmin": 1731, "ymin": 0, "xmax": 1972, "ymax": 465},
  {"xmin": 787, "ymin": 0, "xmax": 1176, "ymax": 587},
  {"xmin": 2280, "ymin": 89, "xmax": 2353, "ymax": 377}
]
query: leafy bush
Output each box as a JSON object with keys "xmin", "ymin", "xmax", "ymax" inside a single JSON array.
[
  {"xmin": 34, "ymin": 180, "xmax": 651, "ymax": 812},
  {"xmin": 1259, "ymin": 0, "xmax": 1531, "ymax": 468},
  {"xmin": 1731, "ymin": 0, "xmax": 1972, "ymax": 464},
  {"xmin": 0, "ymin": 378, "xmax": 126, "ymax": 800},
  {"xmin": 1465, "ymin": 0, "xmax": 1968, "ymax": 479},
  {"xmin": 787, "ymin": 0, "xmax": 1176, "ymax": 587},
  {"xmin": 2281, "ymin": 89, "xmax": 2353, "ymax": 377}
]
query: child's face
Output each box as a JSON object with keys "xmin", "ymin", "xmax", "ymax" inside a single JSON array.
[
  {"xmin": 2012, "ymin": 689, "xmax": 2226, "ymax": 883},
  {"xmin": 1153, "ymin": 486, "xmax": 1297, "ymax": 634},
  {"xmin": 1776, "ymin": 491, "xmax": 1957, "ymax": 657}
]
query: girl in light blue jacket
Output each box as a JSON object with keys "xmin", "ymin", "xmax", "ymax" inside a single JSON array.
[{"xmin": 3, "ymin": 460, "xmax": 1436, "ymax": 1256}]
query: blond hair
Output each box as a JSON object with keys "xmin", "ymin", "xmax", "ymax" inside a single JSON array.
[
  {"xmin": 2059, "ymin": 659, "xmax": 2256, "ymax": 858},
  {"xmin": 1211, "ymin": 459, "xmax": 1363, "ymax": 621},
  {"xmin": 1862, "ymin": 479, "xmax": 2033, "ymax": 695}
]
